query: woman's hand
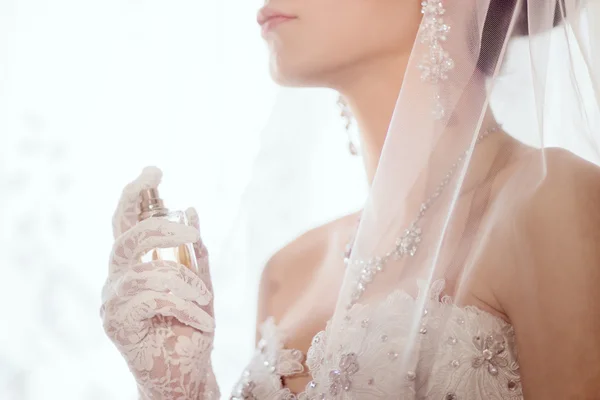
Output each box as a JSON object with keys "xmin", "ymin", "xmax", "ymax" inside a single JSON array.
[{"xmin": 100, "ymin": 167, "xmax": 219, "ymax": 399}]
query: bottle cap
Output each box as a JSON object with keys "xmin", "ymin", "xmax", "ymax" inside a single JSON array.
[{"xmin": 140, "ymin": 188, "xmax": 167, "ymax": 215}]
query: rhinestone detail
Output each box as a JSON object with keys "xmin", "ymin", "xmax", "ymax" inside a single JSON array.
[
  {"xmin": 344, "ymin": 126, "xmax": 499, "ymax": 306},
  {"xmin": 418, "ymin": 0, "xmax": 455, "ymax": 119},
  {"xmin": 472, "ymin": 333, "xmax": 508, "ymax": 376},
  {"xmin": 328, "ymin": 353, "xmax": 359, "ymax": 395}
]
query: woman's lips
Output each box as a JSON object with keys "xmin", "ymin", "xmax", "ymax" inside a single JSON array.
[
  {"xmin": 257, "ymin": 7, "xmax": 297, "ymax": 35},
  {"xmin": 261, "ymin": 16, "xmax": 295, "ymax": 34}
]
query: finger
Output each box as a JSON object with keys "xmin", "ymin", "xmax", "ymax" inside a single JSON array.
[
  {"xmin": 113, "ymin": 260, "xmax": 212, "ymax": 306},
  {"xmin": 110, "ymin": 217, "xmax": 200, "ymax": 272},
  {"xmin": 184, "ymin": 207, "xmax": 212, "ymax": 285},
  {"xmin": 112, "ymin": 166, "xmax": 163, "ymax": 239},
  {"xmin": 185, "ymin": 207, "xmax": 200, "ymax": 232},
  {"xmin": 117, "ymin": 291, "xmax": 215, "ymax": 333},
  {"xmin": 100, "ymin": 276, "xmax": 114, "ymax": 306},
  {"xmin": 184, "ymin": 206, "xmax": 207, "ymax": 259}
]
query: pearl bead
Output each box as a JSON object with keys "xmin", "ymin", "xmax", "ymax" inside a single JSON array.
[{"xmin": 483, "ymin": 349, "xmax": 493, "ymax": 360}]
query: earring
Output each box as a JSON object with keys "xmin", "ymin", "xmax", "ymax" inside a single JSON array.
[
  {"xmin": 418, "ymin": 0, "xmax": 454, "ymax": 120},
  {"xmin": 337, "ymin": 95, "xmax": 359, "ymax": 156}
]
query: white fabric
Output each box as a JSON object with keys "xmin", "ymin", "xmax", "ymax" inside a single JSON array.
[{"xmin": 233, "ymin": 279, "xmax": 520, "ymax": 400}]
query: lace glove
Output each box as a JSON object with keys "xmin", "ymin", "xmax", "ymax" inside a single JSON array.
[{"xmin": 100, "ymin": 166, "xmax": 220, "ymax": 399}]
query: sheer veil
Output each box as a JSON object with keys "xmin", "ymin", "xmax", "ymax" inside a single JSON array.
[{"xmin": 218, "ymin": 0, "xmax": 600, "ymax": 395}]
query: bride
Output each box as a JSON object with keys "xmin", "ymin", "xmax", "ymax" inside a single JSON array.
[{"xmin": 101, "ymin": 0, "xmax": 600, "ymax": 399}]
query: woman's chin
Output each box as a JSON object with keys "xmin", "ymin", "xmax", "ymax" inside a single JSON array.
[
  {"xmin": 269, "ymin": 66, "xmax": 314, "ymax": 88},
  {"xmin": 269, "ymin": 62, "xmax": 335, "ymax": 88}
]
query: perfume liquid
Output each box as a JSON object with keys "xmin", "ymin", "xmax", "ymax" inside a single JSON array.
[{"xmin": 138, "ymin": 188, "xmax": 198, "ymax": 274}]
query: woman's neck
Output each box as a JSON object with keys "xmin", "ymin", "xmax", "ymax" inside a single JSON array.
[
  {"xmin": 337, "ymin": 61, "xmax": 499, "ymax": 188},
  {"xmin": 337, "ymin": 55, "xmax": 408, "ymax": 185}
]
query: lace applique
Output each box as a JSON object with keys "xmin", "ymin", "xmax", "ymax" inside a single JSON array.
[
  {"xmin": 234, "ymin": 279, "xmax": 523, "ymax": 400},
  {"xmin": 231, "ymin": 318, "xmax": 305, "ymax": 400},
  {"xmin": 305, "ymin": 331, "xmax": 326, "ymax": 374}
]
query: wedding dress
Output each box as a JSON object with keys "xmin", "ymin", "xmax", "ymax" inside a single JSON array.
[{"xmin": 231, "ymin": 280, "xmax": 521, "ymax": 400}]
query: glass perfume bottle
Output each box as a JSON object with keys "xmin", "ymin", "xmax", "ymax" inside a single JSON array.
[{"xmin": 138, "ymin": 188, "xmax": 198, "ymax": 275}]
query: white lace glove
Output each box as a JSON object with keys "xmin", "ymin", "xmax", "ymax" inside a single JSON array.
[{"xmin": 100, "ymin": 166, "xmax": 220, "ymax": 400}]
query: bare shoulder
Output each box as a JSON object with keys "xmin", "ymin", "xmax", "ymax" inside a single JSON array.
[
  {"xmin": 498, "ymin": 150, "xmax": 600, "ymax": 397},
  {"xmin": 255, "ymin": 212, "xmax": 360, "ymax": 337},
  {"xmin": 498, "ymin": 147, "xmax": 600, "ymax": 280},
  {"xmin": 523, "ymin": 147, "xmax": 600, "ymax": 227},
  {"xmin": 541, "ymin": 147, "xmax": 600, "ymax": 190}
]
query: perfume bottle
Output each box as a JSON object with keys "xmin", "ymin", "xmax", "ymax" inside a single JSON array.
[{"xmin": 138, "ymin": 188, "xmax": 198, "ymax": 274}]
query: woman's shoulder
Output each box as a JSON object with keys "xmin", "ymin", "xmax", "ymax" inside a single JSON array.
[
  {"xmin": 255, "ymin": 211, "xmax": 361, "ymax": 329},
  {"xmin": 496, "ymin": 146, "xmax": 600, "ymax": 305},
  {"xmin": 493, "ymin": 145, "xmax": 600, "ymax": 219},
  {"xmin": 516, "ymin": 147, "xmax": 600, "ymax": 221},
  {"xmin": 479, "ymin": 147, "xmax": 600, "ymax": 312},
  {"xmin": 496, "ymin": 149, "xmax": 600, "ymax": 395}
]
